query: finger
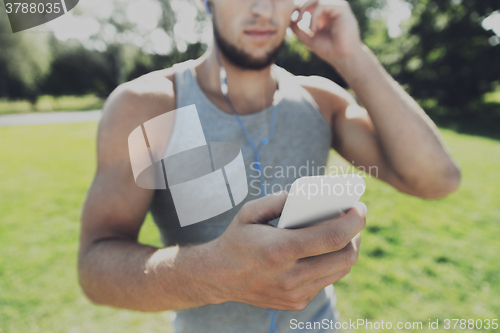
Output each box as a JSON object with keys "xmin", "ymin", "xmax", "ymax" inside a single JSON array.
[
  {"xmin": 310, "ymin": 3, "xmax": 324, "ymax": 33},
  {"xmin": 307, "ymin": 266, "xmax": 352, "ymax": 291},
  {"xmin": 296, "ymin": 0, "xmax": 318, "ymax": 23},
  {"xmin": 353, "ymin": 231, "xmax": 361, "ymax": 249},
  {"xmin": 258, "ymin": 267, "xmax": 352, "ymax": 311},
  {"xmin": 278, "ymin": 201, "xmax": 367, "ymax": 259},
  {"xmin": 310, "ymin": 1, "xmax": 347, "ymax": 32},
  {"xmin": 292, "ymin": 0, "xmax": 306, "ymax": 16},
  {"xmin": 290, "ymin": 9, "xmax": 300, "ymax": 23},
  {"xmin": 310, "ymin": 0, "xmax": 345, "ymax": 33},
  {"xmin": 290, "ymin": 21, "xmax": 314, "ymax": 47},
  {"xmin": 236, "ymin": 191, "xmax": 288, "ymax": 225},
  {"xmin": 277, "ymin": 267, "xmax": 352, "ymax": 309},
  {"xmin": 295, "ymin": 234, "xmax": 360, "ymax": 281}
]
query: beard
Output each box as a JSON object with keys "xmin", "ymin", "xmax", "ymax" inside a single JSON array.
[{"xmin": 212, "ymin": 19, "xmax": 283, "ymax": 70}]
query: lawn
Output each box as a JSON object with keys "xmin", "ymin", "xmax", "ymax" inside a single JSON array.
[
  {"xmin": 0, "ymin": 95, "xmax": 104, "ymax": 115},
  {"xmin": 0, "ymin": 122, "xmax": 498, "ymax": 332}
]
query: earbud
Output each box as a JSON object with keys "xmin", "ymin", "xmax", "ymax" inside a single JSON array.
[{"xmin": 204, "ymin": 0, "xmax": 210, "ymax": 14}]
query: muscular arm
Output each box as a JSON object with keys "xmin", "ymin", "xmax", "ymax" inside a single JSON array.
[
  {"xmin": 78, "ymin": 76, "xmax": 222, "ymax": 312},
  {"xmin": 293, "ymin": 0, "xmax": 460, "ymax": 199},
  {"xmin": 301, "ymin": 47, "xmax": 461, "ymax": 199},
  {"xmin": 334, "ymin": 46, "xmax": 460, "ymax": 198}
]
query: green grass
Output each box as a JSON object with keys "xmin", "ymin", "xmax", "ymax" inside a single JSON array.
[
  {"xmin": 0, "ymin": 123, "xmax": 498, "ymax": 332},
  {"xmin": 0, "ymin": 95, "xmax": 104, "ymax": 115},
  {"xmin": 0, "ymin": 123, "xmax": 169, "ymax": 333},
  {"xmin": 334, "ymin": 129, "xmax": 500, "ymax": 332}
]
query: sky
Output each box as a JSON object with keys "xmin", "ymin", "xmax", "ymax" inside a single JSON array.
[{"xmin": 38, "ymin": 0, "xmax": 500, "ymax": 54}]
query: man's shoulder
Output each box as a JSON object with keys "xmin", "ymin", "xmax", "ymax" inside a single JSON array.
[
  {"xmin": 106, "ymin": 68, "xmax": 177, "ymax": 115},
  {"xmin": 279, "ymin": 70, "xmax": 355, "ymax": 122},
  {"xmin": 292, "ymin": 73, "xmax": 355, "ymax": 105},
  {"xmin": 98, "ymin": 67, "xmax": 178, "ymax": 134}
]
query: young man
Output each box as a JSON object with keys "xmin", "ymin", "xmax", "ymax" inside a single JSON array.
[{"xmin": 78, "ymin": 0, "xmax": 461, "ymax": 332}]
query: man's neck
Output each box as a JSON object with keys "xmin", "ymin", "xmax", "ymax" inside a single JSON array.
[{"xmin": 195, "ymin": 45, "xmax": 278, "ymax": 115}]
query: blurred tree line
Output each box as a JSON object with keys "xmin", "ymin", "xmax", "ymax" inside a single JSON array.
[{"xmin": 0, "ymin": 0, "xmax": 498, "ymax": 126}]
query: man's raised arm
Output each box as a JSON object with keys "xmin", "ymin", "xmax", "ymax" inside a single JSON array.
[{"xmin": 291, "ymin": 0, "xmax": 461, "ymax": 198}]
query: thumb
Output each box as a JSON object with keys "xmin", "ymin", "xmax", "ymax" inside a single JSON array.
[
  {"xmin": 236, "ymin": 191, "xmax": 288, "ymax": 225},
  {"xmin": 351, "ymin": 201, "xmax": 367, "ymax": 217},
  {"xmin": 290, "ymin": 21, "xmax": 314, "ymax": 48}
]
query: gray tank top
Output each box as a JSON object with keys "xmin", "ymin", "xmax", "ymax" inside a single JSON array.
[{"xmin": 150, "ymin": 60, "xmax": 340, "ymax": 332}]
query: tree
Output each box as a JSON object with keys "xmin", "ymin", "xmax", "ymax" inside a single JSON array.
[
  {"xmin": 40, "ymin": 37, "xmax": 117, "ymax": 97},
  {"xmin": 81, "ymin": 0, "xmax": 180, "ymax": 86},
  {"xmin": 394, "ymin": 0, "xmax": 500, "ymax": 115},
  {"xmin": 0, "ymin": 10, "xmax": 52, "ymax": 102}
]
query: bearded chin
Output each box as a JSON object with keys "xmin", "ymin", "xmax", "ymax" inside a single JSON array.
[{"xmin": 212, "ymin": 21, "xmax": 283, "ymax": 70}]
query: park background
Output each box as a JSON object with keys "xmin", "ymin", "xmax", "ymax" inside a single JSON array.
[{"xmin": 0, "ymin": 0, "xmax": 499, "ymax": 332}]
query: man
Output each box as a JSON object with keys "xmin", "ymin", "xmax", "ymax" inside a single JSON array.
[{"xmin": 78, "ymin": 0, "xmax": 461, "ymax": 332}]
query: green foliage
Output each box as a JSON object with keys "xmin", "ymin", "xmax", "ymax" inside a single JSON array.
[
  {"xmin": 0, "ymin": 10, "xmax": 52, "ymax": 101},
  {"xmin": 127, "ymin": 42, "xmax": 207, "ymax": 81},
  {"xmin": 156, "ymin": 0, "xmax": 177, "ymax": 38},
  {"xmin": 393, "ymin": 0, "xmax": 500, "ymax": 114},
  {"xmin": 40, "ymin": 38, "xmax": 117, "ymax": 97},
  {"xmin": 0, "ymin": 123, "xmax": 498, "ymax": 332},
  {"xmin": 349, "ymin": 0, "xmax": 387, "ymax": 40}
]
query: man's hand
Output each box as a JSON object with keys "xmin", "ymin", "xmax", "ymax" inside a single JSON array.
[
  {"xmin": 290, "ymin": 0, "xmax": 363, "ymax": 63},
  {"xmin": 208, "ymin": 191, "xmax": 366, "ymax": 311}
]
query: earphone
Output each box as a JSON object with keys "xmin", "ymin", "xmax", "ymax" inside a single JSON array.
[
  {"xmin": 204, "ymin": 0, "xmax": 210, "ymax": 14},
  {"xmin": 214, "ymin": 47, "xmax": 281, "ymax": 198}
]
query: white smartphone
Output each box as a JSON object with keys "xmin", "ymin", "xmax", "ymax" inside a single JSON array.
[{"xmin": 277, "ymin": 174, "xmax": 366, "ymax": 229}]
